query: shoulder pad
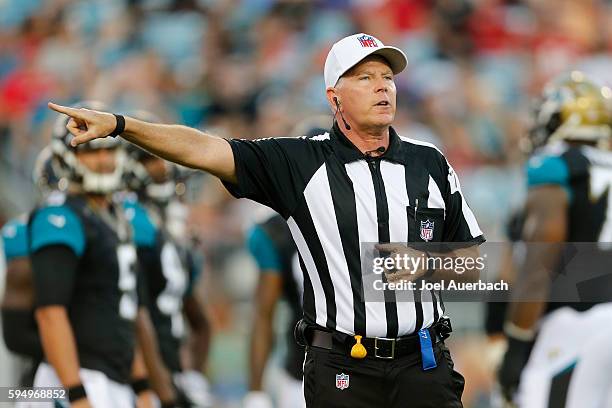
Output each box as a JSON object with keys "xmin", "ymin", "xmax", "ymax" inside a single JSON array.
[
  {"xmin": 30, "ymin": 205, "xmax": 85, "ymax": 256},
  {"xmin": 1, "ymin": 217, "xmax": 29, "ymax": 260},
  {"xmin": 123, "ymin": 200, "xmax": 157, "ymax": 248},
  {"xmin": 526, "ymin": 154, "xmax": 570, "ymax": 188}
]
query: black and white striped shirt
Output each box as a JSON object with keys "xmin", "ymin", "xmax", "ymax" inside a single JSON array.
[{"xmin": 223, "ymin": 123, "xmax": 485, "ymax": 338}]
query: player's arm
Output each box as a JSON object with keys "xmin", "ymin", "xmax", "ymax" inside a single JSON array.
[
  {"xmin": 1, "ymin": 221, "xmax": 43, "ymax": 357},
  {"xmin": 249, "ymin": 272, "xmax": 283, "ymax": 391},
  {"xmin": 30, "ymin": 204, "xmax": 91, "ymax": 405},
  {"xmin": 506, "ymin": 185, "xmax": 567, "ymax": 331},
  {"xmin": 1, "ymin": 220, "xmax": 33, "ymax": 310},
  {"xmin": 47, "ymin": 103, "xmax": 236, "ymax": 182},
  {"xmin": 181, "ymin": 249, "xmax": 210, "ymax": 371},
  {"xmin": 32, "ymin": 245, "xmax": 89, "ymax": 407},
  {"xmin": 2, "ymin": 257, "xmax": 34, "ymax": 309},
  {"xmin": 498, "ymin": 180, "xmax": 568, "ymax": 400},
  {"xmin": 2, "ymin": 259, "xmax": 44, "ymax": 358},
  {"xmin": 130, "ymin": 342, "xmax": 156, "ymax": 408},
  {"xmin": 135, "ymin": 302, "xmax": 178, "ymax": 405},
  {"xmin": 242, "ymin": 225, "xmax": 284, "ymax": 407},
  {"xmin": 506, "ymin": 154, "xmax": 571, "ymax": 331},
  {"xmin": 35, "ymin": 305, "xmax": 80, "ymax": 385},
  {"xmin": 182, "ymin": 293, "xmax": 211, "ymax": 371}
]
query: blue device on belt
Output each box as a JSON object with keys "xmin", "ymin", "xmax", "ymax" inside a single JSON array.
[{"xmin": 418, "ymin": 328, "xmax": 437, "ymax": 370}]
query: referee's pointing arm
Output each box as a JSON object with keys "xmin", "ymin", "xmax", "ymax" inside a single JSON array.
[{"xmin": 47, "ymin": 101, "xmax": 237, "ymax": 183}]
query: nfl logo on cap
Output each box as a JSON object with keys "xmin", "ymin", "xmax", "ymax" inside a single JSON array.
[
  {"xmin": 335, "ymin": 373, "xmax": 350, "ymax": 390},
  {"xmin": 357, "ymin": 34, "xmax": 378, "ymax": 48}
]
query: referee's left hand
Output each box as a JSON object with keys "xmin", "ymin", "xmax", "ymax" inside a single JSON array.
[{"xmin": 375, "ymin": 243, "xmax": 428, "ymax": 282}]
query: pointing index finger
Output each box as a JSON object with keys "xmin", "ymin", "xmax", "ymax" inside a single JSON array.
[{"xmin": 48, "ymin": 102, "xmax": 84, "ymax": 119}]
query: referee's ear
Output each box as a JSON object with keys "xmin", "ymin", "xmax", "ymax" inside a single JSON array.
[{"xmin": 326, "ymin": 87, "xmax": 340, "ymax": 113}]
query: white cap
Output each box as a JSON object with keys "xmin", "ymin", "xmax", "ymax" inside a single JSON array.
[{"xmin": 324, "ymin": 33, "xmax": 408, "ymax": 89}]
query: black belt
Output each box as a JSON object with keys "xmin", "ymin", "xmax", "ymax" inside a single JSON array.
[{"xmin": 308, "ymin": 326, "xmax": 442, "ymax": 360}]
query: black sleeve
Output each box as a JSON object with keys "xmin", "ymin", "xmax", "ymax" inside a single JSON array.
[
  {"xmin": 31, "ymin": 245, "xmax": 79, "ymax": 307},
  {"xmin": 221, "ymin": 137, "xmax": 323, "ymax": 218}
]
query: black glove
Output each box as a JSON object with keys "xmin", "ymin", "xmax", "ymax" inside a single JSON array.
[{"xmin": 497, "ymin": 336, "xmax": 534, "ymax": 402}]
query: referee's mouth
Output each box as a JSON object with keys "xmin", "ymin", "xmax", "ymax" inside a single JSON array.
[{"xmin": 374, "ymin": 100, "xmax": 392, "ymax": 108}]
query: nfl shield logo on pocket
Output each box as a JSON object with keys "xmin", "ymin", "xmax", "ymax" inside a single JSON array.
[
  {"xmin": 420, "ymin": 219, "xmax": 434, "ymax": 241},
  {"xmin": 336, "ymin": 373, "xmax": 350, "ymax": 390}
]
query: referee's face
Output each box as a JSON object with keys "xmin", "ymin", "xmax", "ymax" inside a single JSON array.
[{"xmin": 334, "ymin": 55, "xmax": 396, "ymax": 131}]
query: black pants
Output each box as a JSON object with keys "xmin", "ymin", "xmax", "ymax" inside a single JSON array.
[{"xmin": 303, "ymin": 342, "xmax": 465, "ymax": 408}]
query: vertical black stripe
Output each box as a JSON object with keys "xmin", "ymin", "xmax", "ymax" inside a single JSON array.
[
  {"xmin": 548, "ymin": 362, "xmax": 576, "ymax": 408},
  {"xmin": 413, "ymin": 290, "xmax": 423, "ymax": 331},
  {"xmin": 404, "ymin": 145, "xmax": 432, "ymax": 332},
  {"xmin": 298, "ymin": 254, "xmax": 316, "ymax": 325},
  {"xmin": 366, "ymin": 158, "xmax": 398, "ymax": 338},
  {"xmin": 326, "ymin": 161, "xmax": 366, "ymax": 335},
  {"xmin": 431, "ymin": 290, "xmax": 439, "ymax": 323},
  {"xmin": 293, "ymin": 203, "xmax": 337, "ymax": 330}
]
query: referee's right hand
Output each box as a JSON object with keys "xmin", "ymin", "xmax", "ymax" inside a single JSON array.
[
  {"xmin": 48, "ymin": 102, "xmax": 118, "ymax": 147},
  {"xmin": 48, "ymin": 100, "xmax": 237, "ymax": 182}
]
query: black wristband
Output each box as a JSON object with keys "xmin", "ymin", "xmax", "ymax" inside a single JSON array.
[
  {"xmin": 108, "ymin": 114, "xmax": 125, "ymax": 137},
  {"xmin": 161, "ymin": 402, "xmax": 178, "ymax": 408},
  {"xmin": 131, "ymin": 378, "xmax": 151, "ymax": 395},
  {"xmin": 67, "ymin": 384, "xmax": 87, "ymax": 402}
]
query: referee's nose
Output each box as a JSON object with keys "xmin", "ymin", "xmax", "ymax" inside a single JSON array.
[
  {"xmin": 373, "ymin": 80, "xmax": 395, "ymax": 109},
  {"xmin": 375, "ymin": 78, "xmax": 390, "ymax": 94},
  {"xmin": 373, "ymin": 72, "xmax": 393, "ymax": 95}
]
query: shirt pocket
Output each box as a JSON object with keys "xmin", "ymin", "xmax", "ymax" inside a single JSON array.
[{"xmin": 407, "ymin": 205, "xmax": 445, "ymax": 243}]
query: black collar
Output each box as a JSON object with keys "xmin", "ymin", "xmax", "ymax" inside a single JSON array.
[{"xmin": 329, "ymin": 122, "xmax": 404, "ymax": 164}]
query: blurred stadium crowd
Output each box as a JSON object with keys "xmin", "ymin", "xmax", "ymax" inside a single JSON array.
[{"xmin": 2, "ymin": 0, "xmax": 612, "ymax": 407}]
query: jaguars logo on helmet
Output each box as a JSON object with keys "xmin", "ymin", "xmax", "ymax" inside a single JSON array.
[
  {"xmin": 50, "ymin": 101, "xmax": 126, "ymax": 194},
  {"xmin": 527, "ymin": 71, "xmax": 612, "ymax": 152}
]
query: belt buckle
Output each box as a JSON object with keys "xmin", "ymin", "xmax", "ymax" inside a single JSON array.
[{"xmin": 374, "ymin": 337, "xmax": 396, "ymax": 359}]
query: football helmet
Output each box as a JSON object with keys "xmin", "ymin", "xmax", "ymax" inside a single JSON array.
[
  {"xmin": 50, "ymin": 100, "xmax": 126, "ymax": 194},
  {"xmin": 123, "ymin": 110, "xmax": 186, "ymax": 204},
  {"xmin": 32, "ymin": 145, "xmax": 69, "ymax": 195},
  {"xmin": 528, "ymin": 71, "xmax": 612, "ymax": 152}
]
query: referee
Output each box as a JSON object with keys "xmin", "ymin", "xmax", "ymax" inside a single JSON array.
[{"xmin": 48, "ymin": 33, "xmax": 485, "ymax": 408}]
